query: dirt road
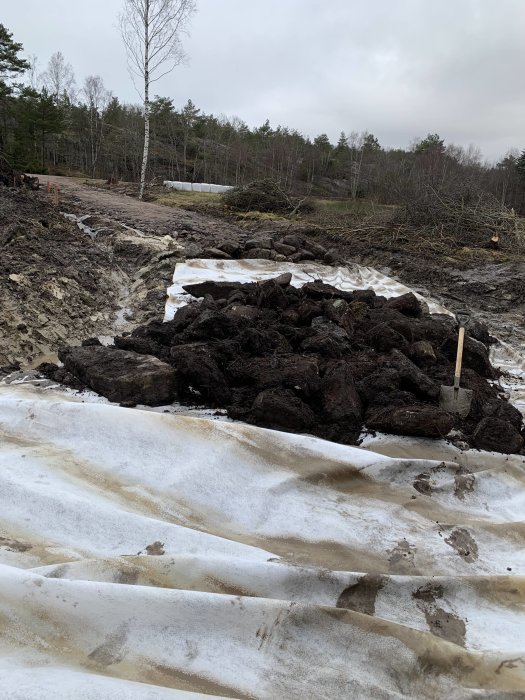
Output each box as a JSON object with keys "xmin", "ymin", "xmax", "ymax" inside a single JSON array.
[{"xmin": 37, "ymin": 175, "xmax": 243, "ymax": 240}]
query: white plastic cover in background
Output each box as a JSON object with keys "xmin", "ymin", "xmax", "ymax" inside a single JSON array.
[{"xmin": 163, "ymin": 180, "xmax": 234, "ymax": 193}]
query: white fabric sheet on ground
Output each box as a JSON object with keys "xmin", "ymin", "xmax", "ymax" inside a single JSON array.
[
  {"xmin": 0, "ymin": 384, "xmax": 524, "ymax": 698},
  {"xmin": 1, "ymin": 259, "xmax": 525, "ymax": 698},
  {"xmin": 164, "ymin": 259, "xmax": 451, "ymax": 320},
  {"xmin": 163, "ymin": 181, "xmax": 233, "ymax": 194}
]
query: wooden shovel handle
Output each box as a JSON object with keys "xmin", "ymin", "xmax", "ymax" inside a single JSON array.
[{"xmin": 454, "ymin": 326, "xmax": 465, "ymax": 388}]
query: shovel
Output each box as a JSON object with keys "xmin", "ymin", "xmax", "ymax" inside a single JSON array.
[{"xmin": 439, "ymin": 311, "xmax": 473, "ymax": 418}]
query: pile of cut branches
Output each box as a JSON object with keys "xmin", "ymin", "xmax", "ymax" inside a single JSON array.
[
  {"xmin": 393, "ymin": 185, "xmax": 525, "ymax": 249},
  {"xmin": 223, "ymin": 178, "xmax": 314, "ymax": 215}
]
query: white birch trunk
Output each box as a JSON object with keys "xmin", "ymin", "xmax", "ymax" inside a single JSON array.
[
  {"xmin": 139, "ymin": 0, "xmax": 150, "ymax": 201},
  {"xmin": 139, "ymin": 99, "xmax": 150, "ymax": 199}
]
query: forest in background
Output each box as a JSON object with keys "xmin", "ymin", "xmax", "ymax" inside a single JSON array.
[{"xmin": 1, "ymin": 24, "xmax": 525, "ymax": 212}]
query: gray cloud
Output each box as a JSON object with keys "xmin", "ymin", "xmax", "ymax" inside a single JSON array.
[{"xmin": 3, "ymin": 0, "xmax": 525, "ymax": 161}]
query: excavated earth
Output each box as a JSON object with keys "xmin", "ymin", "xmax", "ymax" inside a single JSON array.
[
  {"xmin": 44, "ymin": 275, "xmax": 524, "ymax": 454},
  {"xmin": 2, "ymin": 178, "xmax": 525, "ymax": 453}
]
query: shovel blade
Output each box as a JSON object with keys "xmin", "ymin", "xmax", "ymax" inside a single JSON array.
[{"xmin": 439, "ymin": 385, "xmax": 473, "ymax": 418}]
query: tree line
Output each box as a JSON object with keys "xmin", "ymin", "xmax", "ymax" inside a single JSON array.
[{"xmin": 1, "ymin": 22, "xmax": 525, "ymax": 212}]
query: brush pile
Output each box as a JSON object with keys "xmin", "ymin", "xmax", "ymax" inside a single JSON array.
[
  {"xmin": 223, "ymin": 179, "xmax": 314, "ymax": 215},
  {"xmin": 0, "ymin": 156, "xmax": 39, "ymax": 189},
  {"xmin": 394, "ymin": 185, "xmax": 525, "ymax": 249}
]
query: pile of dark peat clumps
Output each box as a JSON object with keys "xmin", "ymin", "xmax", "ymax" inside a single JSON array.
[{"xmin": 42, "ymin": 274, "xmax": 524, "ymax": 454}]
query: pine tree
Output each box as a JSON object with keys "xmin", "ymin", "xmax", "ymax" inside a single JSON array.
[
  {"xmin": 0, "ymin": 24, "xmax": 29, "ymax": 80},
  {"xmin": 0, "ymin": 25, "xmax": 29, "ymax": 153},
  {"xmin": 11, "ymin": 88, "xmax": 64, "ymax": 170},
  {"xmin": 414, "ymin": 133, "xmax": 445, "ymax": 155},
  {"xmin": 336, "ymin": 131, "xmax": 349, "ymax": 151},
  {"xmin": 363, "ymin": 133, "xmax": 381, "ymax": 152},
  {"xmin": 516, "ymin": 150, "xmax": 525, "ymax": 180}
]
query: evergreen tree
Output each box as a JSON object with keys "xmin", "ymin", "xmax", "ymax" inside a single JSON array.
[
  {"xmin": 516, "ymin": 150, "xmax": 525, "ymax": 180},
  {"xmin": 363, "ymin": 132, "xmax": 381, "ymax": 151},
  {"xmin": 0, "ymin": 24, "xmax": 29, "ymax": 80},
  {"xmin": 336, "ymin": 131, "xmax": 349, "ymax": 151},
  {"xmin": 414, "ymin": 133, "xmax": 445, "ymax": 155},
  {"xmin": 11, "ymin": 88, "xmax": 64, "ymax": 170},
  {"xmin": 0, "ymin": 25, "xmax": 29, "ymax": 153},
  {"xmin": 313, "ymin": 133, "xmax": 332, "ymax": 150}
]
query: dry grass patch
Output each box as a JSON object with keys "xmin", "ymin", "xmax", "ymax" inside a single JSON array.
[{"xmin": 155, "ymin": 190, "xmax": 222, "ymax": 208}]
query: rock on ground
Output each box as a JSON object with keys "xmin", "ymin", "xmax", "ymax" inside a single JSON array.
[
  {"xmin": 366, "ymin": 405, "xmax": 454, "ymax": 438},
  {"xmin": 473, "ymin": 417, "xmax": 524, "ymax": 454}
]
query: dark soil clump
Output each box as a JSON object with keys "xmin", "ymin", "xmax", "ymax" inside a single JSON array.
[{"xmin": 0, "ymin": 156, "xmax": 39, "ymax": 190}]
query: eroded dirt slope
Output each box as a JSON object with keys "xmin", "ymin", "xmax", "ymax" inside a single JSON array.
[{"xmin": 0, "ymin": 185, "xmax": 186, "ymax": 372}]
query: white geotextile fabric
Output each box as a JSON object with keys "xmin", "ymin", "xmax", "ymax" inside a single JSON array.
[
  {"xmin": 1, "ymin": 260, "xmax": 525, "ymax": 699},
  {"xmin": 165, "ymin": 259, "xmax": 451, "ymax": 320}
]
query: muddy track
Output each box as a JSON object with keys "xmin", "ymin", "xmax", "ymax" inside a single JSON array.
[
  {"xmin": 2, "ymin": 177, "xmax": 250, "ymax": 373},
  {"xmin": 37, "ymin": 175, "xmax": 243, "ymax": 240}
]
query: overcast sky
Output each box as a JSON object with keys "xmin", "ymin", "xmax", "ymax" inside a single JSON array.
[{"xmin": 3, "ymin": 1, "xmax": 525, "ymax": 161}]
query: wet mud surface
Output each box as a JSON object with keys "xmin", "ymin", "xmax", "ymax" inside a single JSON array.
[{"xmin": 0, "ymin": 184, "xmax": 185, "ymax": 372}]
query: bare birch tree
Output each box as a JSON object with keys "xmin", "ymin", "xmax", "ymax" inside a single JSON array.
[
  {"xmin": 83, "ymin": 75, "xmax": 112, "ymax": 177},
  {"xmin": 119, "ymin": 0, "xmax": 196, "ymax": 199},
  {"xmin": 40, "ymin": 51, "xmax": 76, "ymax": 101},
  {"xmin": 348, "ymin": 131, "xmax": 364, "ymax": 200},
  {"xmin": 26, "ymin": 55, "xmax": 41, "ymax": 90}
]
